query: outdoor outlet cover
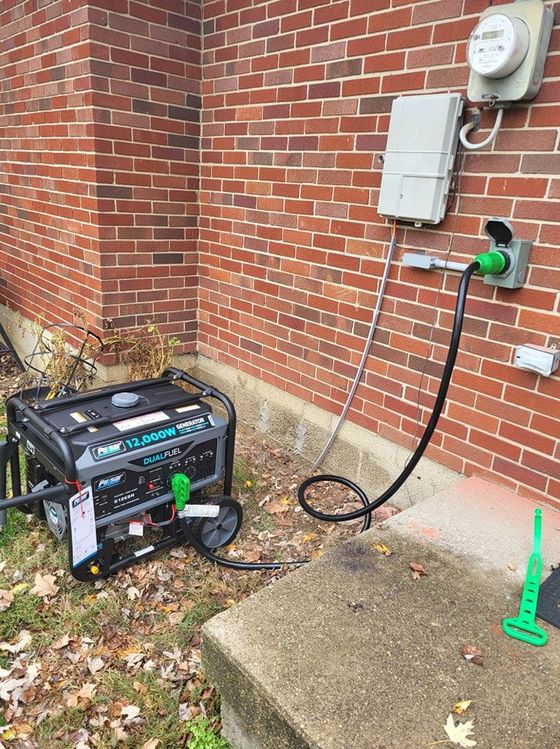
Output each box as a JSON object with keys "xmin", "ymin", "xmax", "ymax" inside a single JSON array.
[{"xmin": 483, "ymin": 217, "xmax": 532, "ymax": 289}]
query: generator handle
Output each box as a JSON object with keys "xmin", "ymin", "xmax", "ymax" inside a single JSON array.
[
  {"xmin": 0, "ymin": 483, "xmax": 69, "ymax": 512},
  {"xmin": 31, "ymin": 374, "xmax": 175, "ymax": 412},
  {"xmin": 164, "ymin": 367, "xmax": 237, "ymax": 497},
  {"xmin": 6, "ymin": 396, "xmax": 78, "ymax": 483}
]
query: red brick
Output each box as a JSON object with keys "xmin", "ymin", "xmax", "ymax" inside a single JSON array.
[{"xmin": 3, "ymin": 0, "xmax": 560, "ymax": 504}]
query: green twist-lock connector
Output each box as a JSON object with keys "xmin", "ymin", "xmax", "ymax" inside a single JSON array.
[
  {"xmin": 171, "ymin": 472, "xmax": 190, "ymax": 511},
  {"xmin": 474, "ymin": 250, "xmax": 507, "ymax": 276}
]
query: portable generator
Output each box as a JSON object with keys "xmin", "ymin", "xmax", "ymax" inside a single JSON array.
[{"xmin": 0, "ymin": 368, "xmax": 242, "ymax": 581}]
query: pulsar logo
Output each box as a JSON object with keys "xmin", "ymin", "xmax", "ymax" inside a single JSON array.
[{"xmin": 142, "ymin": 446, "xmax": 182, "ymax": 465}]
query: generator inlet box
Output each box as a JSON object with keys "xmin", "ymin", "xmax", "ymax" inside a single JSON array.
[{"xmin": 377, "ymin": 93, "xmax": 464, "ymax": 226}]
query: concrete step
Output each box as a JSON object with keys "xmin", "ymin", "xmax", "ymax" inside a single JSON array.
[{"xmin": 202, "ymin": 478, "xmax": 560, "ymax": 749}]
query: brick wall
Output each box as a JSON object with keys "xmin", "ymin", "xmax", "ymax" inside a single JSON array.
[
  {"xmin": 88, "ymin": 0, "xmax": 201, "ymax": 343},
  {"xmin": 0, "ymin": 0, "xmax": 202, "ymax": 349},
  {"xmin": 199, "ymin": 0, "xmax": 560, "ymax": 504},
  {"xmin": 0, "ymin": 0, "xmax": 100, "ymax": 327},
  {"xmin": 1, "ymin": 1, "xmax": 558, "ymax": 503}
]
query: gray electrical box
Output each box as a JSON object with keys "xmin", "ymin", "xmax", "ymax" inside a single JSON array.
[{"xmin": 377, "ymin": 93, "xmax": 464, "ymax": 226}]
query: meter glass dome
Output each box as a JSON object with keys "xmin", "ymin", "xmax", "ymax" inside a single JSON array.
[{"xmin": 467, "ymin": 13, "xmax": 530, "ymax": 79}]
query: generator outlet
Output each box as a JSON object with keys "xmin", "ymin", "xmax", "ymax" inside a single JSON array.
[
  {"xmin": 483, "ymin": 239, "xmax": 532, "ymax": 289},
  {"xmin": 483, "ymin": 218, "xmax": 532, "ymax": 289}
]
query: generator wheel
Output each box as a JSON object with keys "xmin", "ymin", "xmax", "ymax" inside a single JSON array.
[{"xmin": 191, "ymin": 497, "xmax": 242, "ymax": 550}]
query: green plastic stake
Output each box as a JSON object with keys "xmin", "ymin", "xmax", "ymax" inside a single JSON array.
[
  {"xmin": 171, "ymin": 473, "xmax": 190, "ymax": 512},
  {"xmin": 502, "ymin": 508, "xmax": 548, "ymax": 646}
]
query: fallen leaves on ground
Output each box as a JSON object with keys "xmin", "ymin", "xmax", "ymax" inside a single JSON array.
[
  {"xmin": 0, "ymin": 631, "xmax": 32, "ymax": 654},
  {"xmin": 30, "ymin": 572, "xmax": 59, "ymax": 599},
  {"xmin": 409, "ymin": 562, "xmax": 427, "ymax": 580},
  {"xmin": 373, "ymin": 505, "xmax": 400, "ymax": 522},
  {"xmin": 264, "ymin": 499, "xmax": 290, "ymax": 514},
  {"xmin": 0, "ymin": 589, "xmax": 14, "ymax": 612},
  {"xmin": 460, "ymin": 645, "xmax": 485, "ymax": 666},
  {"xmin": 443, "ymin": 713, "xmax": 477, "ymax": 747},
  {"xmin": 0, "ymin": 413, "xmax": 403, "ymax": 748},
  {"xmin": 453, "ymin": 700, "xmax": 473, "ymax": 715},
  {"xmin": 141, "ymin": 739, "xmax": 161, "ymax": 749},
  {"xmin": 371, "ymin": 542, "xmax": 393, "ymax": 556}
]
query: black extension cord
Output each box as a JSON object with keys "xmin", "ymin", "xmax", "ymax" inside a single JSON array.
[{"xmin": 182, "ymin": 262, "xmax": 479, "ymax": 570}]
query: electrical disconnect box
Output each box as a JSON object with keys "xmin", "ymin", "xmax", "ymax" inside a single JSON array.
[
  {"xmin": 467, "ymin": 0, "xmax": 554, "ymax": 104},
  {"xmin": 377, "ymin": 93, "xmax": 464, "ymax": 226}
]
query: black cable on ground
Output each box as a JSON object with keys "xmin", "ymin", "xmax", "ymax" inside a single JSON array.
[
  {"xmin": 178, "ymin": 491, "xmax": 371, "ymax": 571},
  {"xmin": 297, "ymin": 262, "xmax": 479, "ymax": 524},
  {"xmin": 182, "ymin": 262, "xmax": 478, "ymax": 568}
]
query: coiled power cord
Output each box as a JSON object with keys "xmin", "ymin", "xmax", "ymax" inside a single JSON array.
[
  {"xmin": 297, "ymin": 261, "xmax": 479, "ymax": 524},
  {"xmin": 178, "ymin": 255, "xmax": 506, "ymax": 569}
]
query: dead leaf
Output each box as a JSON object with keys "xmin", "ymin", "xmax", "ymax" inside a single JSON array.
[
  {"xmin": 127, "ymin": 586, "xmax": 141, "ymax": 601},
  {"xmin": 178, "ymin": 703, "xmax": 192, "ymax": 722},
  {"xmin": 453, "ymin": 700, "xmax": 473, "ymax": 715},
  {"xmin": 77, "ymin": 683, "xmax": 96, "ymax": 702},
  {"xmin": 373, "ymin": 505, "xmax": 400, "ymax": 522},
  {"xmin": 140, "ymin": 739, "xmax": 160, "ymax": 749},
  {"xmin": 121, "ymin": 704, "xmax": 141, "ymax": 723},
  {"xmin": 87, "ymin": 657, "xmax": 105, "ymax": 675},
  {"xmin": 133, "ymin": 681, "xmax": 148, "ymax": 697},
  {"xmin": 264, "ymin": 500, "xmax": 289, "ymax": 514},
  {"xmin": 0, "ymin": 589, "xmax": 14, "ymax": 612},
  {"xmin": 0, "ymin": 631, "xmax": 32, "ymax": 654},
  {"xmin": 409, "ymin": 562, "xmax": 427, "ymax": 580},
  {"xmin": 371, "ymin": 542, "xmax": 393, "ymax": 556},
  {"xmin": 53, "ymin": 634, "xmax": 71, "ymax": 650},
  {"xmin": 242, "ymin": 549, "xmax": 261, "ymax": 564},
  {"xmin": 460, "ymin": 645, "xmax": 484, "ymax": 667},
  {"xmin": 0, "ymin": 726, "xmax": 16, "ymax": 742},
  {"xmin": 444, "ymin": 713, "xmax": 477, "ymax": 747},
  {"xmin": 30, "ymin": 572, "xmax": 59, "ymax": 598},
  {"xmin": 11, "ymin": 582, "xmax": 29, "ymax": 595}
]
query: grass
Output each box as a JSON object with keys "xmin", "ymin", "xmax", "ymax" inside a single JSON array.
[
  {"xmin": 0, "ymin": 504, "xmax": 241, "ymax": 748},
  {"xmin": 0, "ymin": 412, "xmax": 296, "ymax": 748},
  {"xmin": 179, "ymin": 600, "xmax": 226, "ymax": 641}
]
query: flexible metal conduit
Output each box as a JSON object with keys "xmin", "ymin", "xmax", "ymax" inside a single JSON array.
[{"xmin": 312, "ymin": 221, "xmax": 397, "ymax": 470}]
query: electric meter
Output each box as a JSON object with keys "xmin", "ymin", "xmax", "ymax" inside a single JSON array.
[
  {"xmin": 467, "ymin": 14, "xmax": 529, "ymax": 79},
  {"xmin": 466, "ymin": 0, "xmax": 553, "ymax": 104}
]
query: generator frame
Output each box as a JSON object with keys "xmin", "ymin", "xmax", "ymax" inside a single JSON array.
[{"xmin": 0, "ymin": 367, "xmax": 236, "ymax": 581}]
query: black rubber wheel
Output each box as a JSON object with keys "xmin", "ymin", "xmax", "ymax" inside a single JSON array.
[{"xmin": 191, "ymin": 497, "xmax": 243, "ymax": 550}]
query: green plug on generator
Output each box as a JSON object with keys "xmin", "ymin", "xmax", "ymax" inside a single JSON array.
[
  {"xmin": 171, "ymin": 472, "xmax": 190, "ymax": 512},
  {"xmin": 474, "ymin": 250, "xmax": 508, "ymax": 276}
]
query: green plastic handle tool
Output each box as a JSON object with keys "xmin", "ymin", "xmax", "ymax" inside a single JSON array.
[{"xmin": 502, "ymin": 508, "xmax": 548, "ymax": 646}]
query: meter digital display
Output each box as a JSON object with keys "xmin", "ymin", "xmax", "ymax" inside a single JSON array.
[{"xmin": 481, "ymin": 30, "xmax": 504, "ymax": 41}]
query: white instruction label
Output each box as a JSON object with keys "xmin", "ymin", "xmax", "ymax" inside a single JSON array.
[
  {"xmin": 69, "ymin": 486, "xmax": 97, "ymax": 568},
  {"xmin": 128, "ymin": 521, "xmax": 144, "ymax": 537},
  {"xmin": 114, "ymin": 411, "xmax": 169, "ymax": 433},
  {"xmin": 181, "ymin": 504, "xmax": 220, "ymax": 518}
]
